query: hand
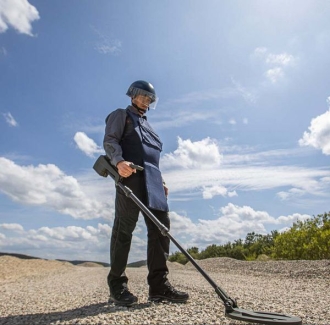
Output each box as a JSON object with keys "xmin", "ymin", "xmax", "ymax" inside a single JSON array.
[
  {"xmin": 116, "ymin": 161, "xmax": 137, "ymax": 178},
  {"xmin": 164, "ymin": 184, "xmax": 169, "ymax": 197}
]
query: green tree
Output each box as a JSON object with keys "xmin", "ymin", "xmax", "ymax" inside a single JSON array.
[
  {"xmin": 187, "ymin": 247, "xmax": 199, "ymax": 259},
  {"xmin": 274, "ymin": 212, "xmax": 330, "ymax": 259}
]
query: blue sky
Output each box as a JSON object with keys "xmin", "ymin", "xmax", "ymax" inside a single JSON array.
[{"xmin": 0, "ymin": 0, "xmax": 329, "ymax": 263}]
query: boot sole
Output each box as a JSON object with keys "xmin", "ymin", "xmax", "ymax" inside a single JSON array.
[
  {"xmin": 148, "ymin": 296, "xmax": 188, "ymax": 303},
  {"xmin": 108, "ymin": 297, "xmax": 138, "ymax": 307}
]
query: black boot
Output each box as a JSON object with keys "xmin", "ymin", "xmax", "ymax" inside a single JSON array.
[
  {"xmin": 149, "ymin": 280, "xmax": 189, "ymax": 303},
  {"xmin": 109, "ymin": 283, "xmax": 138, "ymax": 306}
]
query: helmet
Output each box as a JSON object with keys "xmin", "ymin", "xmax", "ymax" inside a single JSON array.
[{"xmin": 126, "ymin": 80, "xmax": 159, "ymax": 109}]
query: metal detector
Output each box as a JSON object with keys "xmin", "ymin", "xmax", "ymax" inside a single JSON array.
[{"xmin": 93, "ymin": 155, "xmax": 302, "ymax": 325}]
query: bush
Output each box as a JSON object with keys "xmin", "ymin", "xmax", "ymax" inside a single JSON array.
[{"xmin": 168, "ymin": 212, "xmax": 329, "ymax": 264}]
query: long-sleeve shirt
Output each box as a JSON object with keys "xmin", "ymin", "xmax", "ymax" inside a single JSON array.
[
  {"xmin": 103, "ymin": 105, "xmax": 166, "ymax": 185},
  {"xmin": 103, "ymin": 105, "xmax": 145, "ymax": 167}
]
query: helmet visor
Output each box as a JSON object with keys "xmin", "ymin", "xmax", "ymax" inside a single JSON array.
[{"xmin": 129, "ymin": 87, "xmax": 159, "ymax": 109}]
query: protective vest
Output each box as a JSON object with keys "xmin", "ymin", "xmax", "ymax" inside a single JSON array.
[{"xmin": 121, "ymin": 108, "xmax": 169, "ymax": 212}]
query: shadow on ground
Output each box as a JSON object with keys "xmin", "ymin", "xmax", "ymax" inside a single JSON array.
[{"xmin": 0, "ymin": 301, "xmax": 151, "ymax": 325}]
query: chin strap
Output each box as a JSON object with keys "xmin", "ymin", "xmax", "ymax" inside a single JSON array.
[{"xmin": 132, "ymin": 101, "xmax": 148, "ymax": 115}]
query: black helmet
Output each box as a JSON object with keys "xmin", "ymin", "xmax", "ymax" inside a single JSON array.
[{"xmin": 126, "ymin": 80, "xmax": 158, "ymax": 109}]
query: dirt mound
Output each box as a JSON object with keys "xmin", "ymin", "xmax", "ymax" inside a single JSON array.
[
  {"xmin": 77, "ymin": 262, "xmax": 104, "ymax": 267},
  {"xmin": 184, "ymin": 257, "xmax": 330, "ymax": 278},
  {"xmin": 0, "ymin": 256, "xmax": 74, "ymax": 282},
  {"xmin": 167, "ymin": 261, "xmax": 185, "ymax": 270}
]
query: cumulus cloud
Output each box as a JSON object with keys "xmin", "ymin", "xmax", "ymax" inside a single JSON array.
[
  {"xmin": 265, "ymin": 53, "xmax": 295, "ymax": 66},
  {"xmin": 0, "ymin": 206, "xmax": 313, "ymax": 261},
  {"xmin": 254, "ymin": 47, "xmax": 296, "ymax": 67},
  {"xmin": 265, "ymin": 67, "xmax": 284, "ymax": 83},
  {"xmin": 74, "ymin": 132, "xmax": 104, "ymax": 158},
  {"xmin": 299, "ymin": 99, "xmax": 330, "ymax": 155},
  {"xmin": 2, "ymin": 112, "xmax": 18, "ymax": 127},
  {"xmin": 277, "ymin": 213, "xmax": 310, "ymax": 224},
  {"xmin": 169, "ymin": 203, "xmax": 311, "ymax": 248},
  {"xmin": 161, "ymin": 137, "xmax": 223, "ymax": 170},
  {"xmin": 202, "ymin": 185, "xmax": 231, "ymax": 199},
  {"xmin": 220, "ymin": 203, "xmax": 274, "ymax": 223},
  {"xmin": 0, "ymin": 222, "xmax": 147, "ymax": 263},
  {"xmin": 276, "ymin": 188, "xmax": 305, "ymax": 201},
  {"xmin": 0, "ymin": 0, "xmax": 39, "ymax": 36},
  {"xmin": 0, "ymin": 223, "xmax": 24, "ymax": 232},
  {"xmin": 253, "ymin": 47, "xmax": 297, "ymax": 83},
  {"xmin": 0, "ymin": 223, "xmax": 110, "ymax": 261},
  {"xmin": 160, "ymin": 138, "xmax": 330, "ymax": 202},
  {"xmin": 0, "ymin": 157, "xmax": 113, "ymax": 220}
]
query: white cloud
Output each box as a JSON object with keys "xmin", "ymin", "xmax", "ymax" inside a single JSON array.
[
  {"xmin": 170, "ymin": 203, "xmax": 311, "ymax": 248},
  {"xmin": 202, "ymin": 185, "xmax": 229, "ymax": 199},
  {"xmin": 152, "ymin": 85, "xmax": 256, "ymax": 130},
  {"xmin": 231, "ymin": 78, "xmax": 257, "ymax": 104},
  {"xmin": 277, "ymin": 213, "xmax": 310, "ymax": 224},
  {"xmin": 74, "ymin": 132, "xmax": 104, "ymax": 158},
  {"xmin": 299, "ymin": 101, "xmax": 330, "ymax": 155},
  {"xmin": 2, "ymin": 112, "xmax": 18, "ymax": 127},
  {"xmin": 253, "ymin": 47, "xmax": 268, "ymax": 57},
  {"xmin": 0, "ymin": 223, "xmax": 24, "ymax": 232},
  {"xmin": 0, "ymin": 222, "xmax": 147, "ymax": 263},
  {"xmin": 220, "ymin": 203, "xmax": 274, "ymax": 223},
  {"xmin": 153, "ymin": 110, "xmax": 220, "ymax": 130},
  {"xmin": 0, "ymin": 157, "xmax": 113, "ymax": 220},
  {"xmin": 229, "ymin": 118, "xmax": 236, "ymax": 125},
  {"xmin": 161, "ymin": 137, "xmax": 223, "ymax": 170},
  {"xmin": 0, "ymin": 223, "xmax": 111, "ymax": 261},
  {"xmin": 228, "ymin": 190, "xmax": 238, "ymax": 197},
  {"xmin": 253, "ymin": 47, "xmax": 297, "ymax": 83},
  {"xmin": 265, "ymin": 53, "xmax": 295, "ymax": 66},
  {"xmin": 0, "ymin": 0, "xmax": 39, "ymax": 36},
  {"xmin": 265, "ymin": 67, "xmax": 284, "ymax": 83},
  {"xmin": 95, "ymin": 40, "xmax": 122, "ymax": 55},
  {"xmin": 276, "ymin": 188, "xmax": 305, "ymax": 201},
  {"xmin": 254, "ymin": 47, "xmax": 296, "ymax": 67},
  {"xmin": 161, "ymin": 144, "xmax": 330, "ymax": 201},
  {"xmin": 166, "ymin": 88, "xmax": 237, "ymax": 106},
  {"xmin": 0, "ymin": 206, "xmax": 313, "ymax": 262},
  {"xmin": 169, "ymin": 211, "xmax": 198, "ymax": 234},
  {"xmin": 90, "ymin": 25, "xmax": 122, "ymax": 55}
]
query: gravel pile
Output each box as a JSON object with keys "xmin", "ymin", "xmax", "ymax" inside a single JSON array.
[
  {"xmin": 185, "ymin": 257, "xmax": 330, "ymax": 279},
  {"xmin": 0, "ymin": 256, "xmax": 329, "ymax": 325}
]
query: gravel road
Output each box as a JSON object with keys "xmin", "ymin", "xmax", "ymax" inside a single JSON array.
[{"xmin": 0, "ymin": 257, "xmax": 329, "ymax": 325}]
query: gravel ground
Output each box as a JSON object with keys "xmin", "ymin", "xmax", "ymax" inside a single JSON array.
[{"xmin": 0, "ymin": 256, "xmax": 329, "ymax": 325}]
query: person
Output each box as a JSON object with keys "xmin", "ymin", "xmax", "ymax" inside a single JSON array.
[{"xmin": 103, "ymin": 80, "xmax": 189, "ymax": 306}]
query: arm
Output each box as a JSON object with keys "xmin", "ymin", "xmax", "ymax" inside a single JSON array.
[
  {"xmin": 103, "ymin": 109, "xmax": 126, "ymax": 167},
  {"xmin": 103, "ymin": 109, "xmax": 137, "ymax": 177},
  {"xmin": 162, "ymin": 178, "xmax": 169, "ymax": 197}
]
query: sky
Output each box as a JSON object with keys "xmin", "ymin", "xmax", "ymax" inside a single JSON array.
[{"xmin": 0, "ymin": 0, "xmax": 329, "ymax": 264}]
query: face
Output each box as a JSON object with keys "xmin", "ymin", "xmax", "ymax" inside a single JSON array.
[{"xmin": 132, "ymin": 95, "xmax": 152, "ymax": 110}]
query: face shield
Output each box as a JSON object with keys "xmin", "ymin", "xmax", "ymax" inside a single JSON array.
[{"xmin": 129, "ymin": 87, "xmax": 159, "ymax": 109}]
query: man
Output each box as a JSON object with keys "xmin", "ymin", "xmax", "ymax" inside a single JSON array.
[{"xmin": 103, "ymin": 80, "xmax": 189, "ymax": 306}]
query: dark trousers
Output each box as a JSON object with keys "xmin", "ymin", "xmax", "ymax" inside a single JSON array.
[{"xmin": 107, "ymin": 176, "xmax": 170, "ymax": 293}]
